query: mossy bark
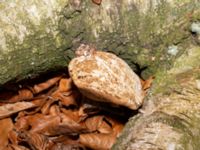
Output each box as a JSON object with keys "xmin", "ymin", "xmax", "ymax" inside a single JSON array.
[
  {"xmin": 1, "ymin": 0, "xmax": 200, "ymax": 149},
  {"xmin": 0, "ymin": 0, "xmax": 199, "ymax": 85},
  {"xmin": 113, "ymin": 46, "xmax": 200, "ymax": 150}
]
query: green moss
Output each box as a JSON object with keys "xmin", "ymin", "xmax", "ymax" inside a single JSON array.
[
  {"xmin": 78, "ymin": 0, "xmax": 200, "ymax": 80},
  {"xmin": 0, "ymin": 25, "xmax": 72, "ymax": 85},
  {"xmin": 0, "ymin": 0, "xmax": 200, "ymax": 86},
  {"xmin": 152, "ymin": 46, "xmax": 200, "ymax": 94}
]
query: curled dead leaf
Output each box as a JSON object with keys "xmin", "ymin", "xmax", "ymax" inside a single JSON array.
[
  {"xmin": 41, "ymin": 98, "xmax": 58, "ymax": 115},
  {"xmin": 50, "ymin": 143, "xmax": 86, "ymax": 150},
  {"xmin": 26, "ymin": 114, "xmax": 61, "ymax": 135},
  {"xmin": 141, "ymin": 76, "xmax": 154, "ymax": 91},
  {"xmin": 0, "ymin": 102, "xmax": 36, "ymax": 119},
  {"xmin": 17, "ymin": 131, "xmax": 53, "ymax": 150},
  {"xmin": 8, "ymin": 88, "xmax": 33, "ymax": 103},
  {"xmin": 49, "ymin": 105, "xmax": 60, "ymax": 116},
  {"xmin": 80, "ymin": 133, "xmax": 115, "ymax": 150},
  {"xmin": 60, "ymin": 91, "xmax": 80, "ymax": 107},
  {"xmin": 52, "ymin": 90, "xmax": 79, "ymax": 107},
  {"xmin": 0, "ymin": 118, "xmax": 13, "ymax": 149},
  {"xmin": 8, "ymin": 130, "xmax": 19, "ymax": 145},
  {"xmin": 61, "ymin": 108, "xmax": 80, "ymax": 122},
  {"xmin": 32, "ymin": 76, "xmax": 62, "ymax": 94},
  {"xmin": 7, "ymin": 144, "xmax": 29, "ymax": 150},
  {"xmin": 58, "ymin": 78, "xmax": 73, "ymax": 92},
  {"xmin": 78, "ymin": 103, "xmax": 100, "ymax": 121},
  {"xmin": 84, "ymin": 116, "xmax": 112, "ymax": 134}
]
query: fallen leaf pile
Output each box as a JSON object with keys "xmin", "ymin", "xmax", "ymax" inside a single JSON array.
[{"xmin": 0, "ymin": 72, "xmax": 131, "ymax": 150}]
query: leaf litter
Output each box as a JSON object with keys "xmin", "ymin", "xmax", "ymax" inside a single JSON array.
[{"xmin": 0, "ymin": 68, "xmax": 153, "ymax": 150}]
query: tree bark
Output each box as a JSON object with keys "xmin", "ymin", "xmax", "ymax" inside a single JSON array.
[
  {"xmin": 0, "ymin": 0, "xmax": 200, "ymax": 149},
  {"xmin": 113, "ymin": 46, "xmax": 200, "ymax": 150},
  {"xmin": 0, "ymin": 0, "xmax": 199, "ymax": 85}
]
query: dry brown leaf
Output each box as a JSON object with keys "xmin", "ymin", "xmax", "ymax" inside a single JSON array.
[
  {"xmin": 32, "ymin": 76, "xmax": 62, "ymax": 94},
  {"xmin": 49, "ymin": 135, "xmax": 86, "ymax": 150},
  {"xmin": 102, "ymin": 117, "xmax": 124, "ymax": 137},
  {"xmin": 8, "ymin": 88, "xmax": 33, "ymax": 103},
  {"xmin": 50, "ymin": 135, "xmax": 78, "ymax": 143},
  {"xmin": 31, "ymin": 97, "xmax": 48, "ymax": 107},
  {"xmin": 0, "ymin": 118, "xmax": 14, "ymax": 149},
  {"xmin": 14, "ymin": 116, "xmax": 29, "ymax": 131},
  {"xmin": 8, "ymin": 130, "xmax": 19, "ymax": 145},
  {"xmin": 50, "ymin": 143, "xmax": 86, "ymax": 150},
  {"xmin": 49, "ymin": 104, "xmax": 60, "ymax": 116},
  {"xmin": 18, "ymin": 131, "xmax": 53, "ymax": 150},
  {"xmin": 112, "ymin": 123, "xmax": 124, "ymax": 137},
  {"xmin": 0, "ymin": 102, "xmax": 36, "ymax": 119},
  {"xmin": 14, "ymin": 113, "xmax": 59, "ymax": 133},
  {"xmin": 80, "ymin": 133, "xmax": 115, "ymax": 150},
  {"xmin": 97, "ymin": 119, "xmax": 113, "ymax": 134},
  {"xmin": 51, "ymin": 89, "xmax": 79, "ymax": 107},
  {"xmin": 61, "ymin": 108, "xmax": 80, "ymax": 122},
  {"xmin": 78, "ymin": 103, "xmax": 100, "ymax": 121},
  {"xmin": 58, "ymin": 78, "xmax": 73, "ymax": 92},
  {"xmin": 84, "ymin": 116, "xmax": 112, "ymax": 134},
  {"xmin": 23, "ymin": 97, "xmax": 49, "ymax": 115},
  {"xmin": 27, "ymin": 114, "xmax": 61, "ymax": 135},
  {"xmin": 2, "ymin": 145, "xmax": 13, "ymax": 150},
  {"xmin": 142, "ymin": 76, "xmax": 154, "ymax": 90},
  {"xmin": 7, "ymin": 144, "xmax": 30, "ymax": 150},
  {"xmin": 41, "ymin": 98, "xmax": 58, "ymax": 115},
  {"xmin": 54, "ymin": 113, "xmax": 87, "ymax": 135},
  {"xmin": 16, "ymin": 113, "xmax": 86, "ymax": 136},
  {"xmin": 0, "ymin": 91, "xmax": 17, "ymax": 102},
  {"xmin": 59, "ymin": 91, "xmax": 79, "ymax": 107}
]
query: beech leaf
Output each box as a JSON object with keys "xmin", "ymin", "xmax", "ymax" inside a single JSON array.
[
  {"xmin": 84, "ymin": 116, "xmax": 112, "ymax": 134},
  {"xmin": 18, "ymin": 131, "xmax": 53, "ymax": 150},
  {"xmin": 0, "ymin": 102, "xmax": 36, "ymax": 119},
  {"xmin": 58, "ymin": 78, "xmax": 73, "ymax": 92},
  {"xmin": 8, "ymin": 89, "xmax": 33, "ymax": 103},
  {"xmin": 0, "ymin": 118, "xmax": 13, "ymax": 149},
  {"xmin": 80, "ymin": 133, "xmax": 116, "ymax": 150},
  {"xmin": 32, "ymin": 76, "xmax": 62, "ymax": 94}
]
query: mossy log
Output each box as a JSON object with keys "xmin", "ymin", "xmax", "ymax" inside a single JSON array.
[
  {"xmin": 0, "ymin": 0, "xmax": 199, "ymax": 85},
  {"xmin": 1, "ymin": 0, "xmax": 200, "ymax": 149},
  {"xmin": 113, "ymin": 46, "xmax": 200, "ymax": 149}
]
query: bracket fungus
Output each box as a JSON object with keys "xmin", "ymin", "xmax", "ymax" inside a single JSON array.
[{"xmin": 69, "ymin": 44, "xmax": 144, "ymax": 110}]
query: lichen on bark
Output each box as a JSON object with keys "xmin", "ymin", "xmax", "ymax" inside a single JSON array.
[
  {"xmin": 1, "ymin": 0, "xmax": 200, "ymax": 85},
  {"xmin": 0, "ymin": 0, "xmax": 71, "ymax": 85},
  {"xmin": 1, "ymin": 1, "xmax": 200, "ymax": 148},
  {"xmin": 113, "ymin": 46, "xmax": 200, "ymax": 149}
]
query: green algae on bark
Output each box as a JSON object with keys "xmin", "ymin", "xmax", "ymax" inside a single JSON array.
[
  {"xmin": 79, "ymin": 0, "xmax": 200, "ymax": 78},
  {"xmin": 1, "ymin": 0, "xmax": 200, "ymax": 85},
  {"xmin": 113, "ymin": 46, "xmax": 200, "ymax": 149},
  {"xmin": 1, "ymin": 0, "xmax": 200, "ymax": 149},
  {"xmin": 0, "ymin": 0, "xmax": 73, "ymax": 85}
]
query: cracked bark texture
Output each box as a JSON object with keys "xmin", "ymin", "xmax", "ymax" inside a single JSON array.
[{"xmin": 1, "ymin": 0, "xmax": 200, "ymax": 149}]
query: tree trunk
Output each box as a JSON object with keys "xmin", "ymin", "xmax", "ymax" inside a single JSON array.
[
  {"xmin": 0, "ymin": 0, "xmax": 200, "ymax": 149},
  {"xmin": 113, "ymin": 46, "xmax": 200, "ymax": 150},
  {"xmin": 0, "ymin": 0, "xmax": 199, "ymax": 85}
]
